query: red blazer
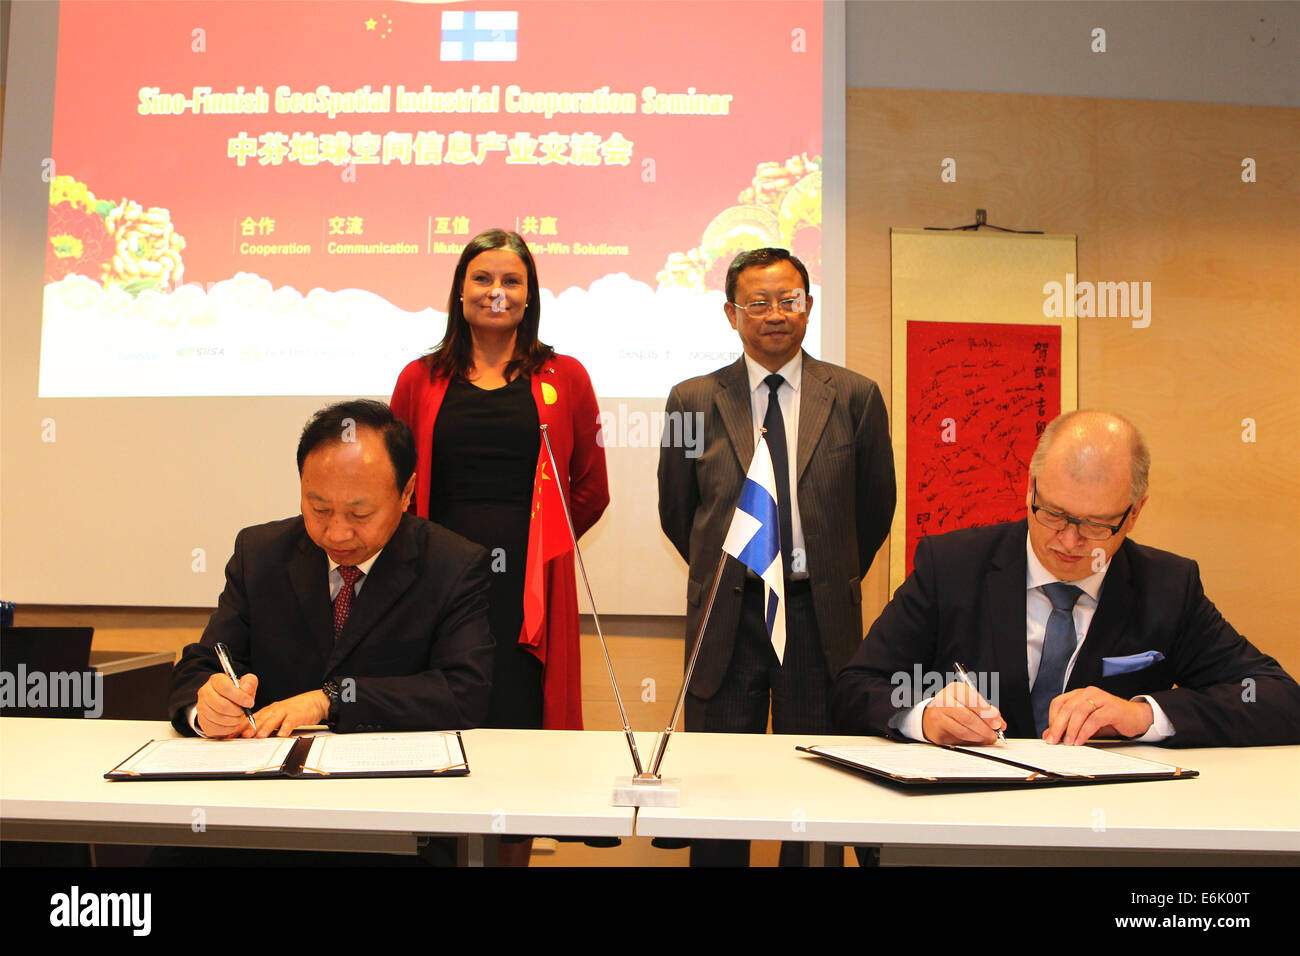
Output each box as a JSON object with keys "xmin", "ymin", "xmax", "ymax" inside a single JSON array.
[{"xmin": 391, "ymin": 353, "xmax": 609, "ymax": 729}]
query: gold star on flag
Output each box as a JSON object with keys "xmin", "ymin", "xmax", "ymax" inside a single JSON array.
[{"xmin": 364, "ymin": 13, "xmax": 393, "ymax": 38}]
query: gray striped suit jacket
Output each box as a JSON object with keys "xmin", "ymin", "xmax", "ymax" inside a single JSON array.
[{"xmin": 658, "ymin": 353, "xmax": 896, "ymax": 699}]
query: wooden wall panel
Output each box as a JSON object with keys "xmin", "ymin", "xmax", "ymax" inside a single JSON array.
[{"xmin": 846, "ymin": 89, "xmax": 1299, "ymax": 674}]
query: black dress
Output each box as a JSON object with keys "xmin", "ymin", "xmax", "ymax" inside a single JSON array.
[{"xmin": 429, "ymin": 375, "xmax": 542, "ymax": 729}]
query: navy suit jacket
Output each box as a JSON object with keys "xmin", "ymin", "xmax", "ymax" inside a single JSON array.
[
  {"xmin": 169, "ymin": 513, "xmax": 494, "ymax": 735},
  {"xmin": 833, "ymin": 520, "xmax": 1300, "ymax": 747}
]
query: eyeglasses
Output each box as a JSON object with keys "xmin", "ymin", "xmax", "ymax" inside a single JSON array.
[
  {"xmin": 729, "ymin": 297, "xmax": 807, "ymax": 319},
  {"xmin": 1030, "ymin": 479, "xmax": 1132, "ymax": 540}
]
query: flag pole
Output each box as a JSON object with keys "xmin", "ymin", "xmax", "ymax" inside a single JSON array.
[
  {"xmin": 647, "ymin": 549, "xmax": 728, "ymax": 777},
  {"xmin": 648, "ymin": 428, "xmax": 777, "ymax": 778},
  {"xmin": 539, "ymin": 425, "xmax": 645, "ymax": 777}
]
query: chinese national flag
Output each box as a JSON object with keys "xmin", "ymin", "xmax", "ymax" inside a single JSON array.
[{"xmin": 520, "ymin": 449, "xmax": 574, "ymax": 650}]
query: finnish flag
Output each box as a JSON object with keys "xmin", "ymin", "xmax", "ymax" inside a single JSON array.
[
  {"xmin": 721, "ymin": 435, "xmax": 787, "ymax": 663},
  {"xmin": 441, "ymin": 11, "xmax": 518, "ymax": 62}
]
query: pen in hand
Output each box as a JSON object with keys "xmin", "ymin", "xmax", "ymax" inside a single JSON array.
[
  {"xmin": 952, "ymin": 660, "xmax": 1004, "ymax": 742},
  {"xmin": 214, "ymin": 642, "xmax": 258, "ymax": 732}
]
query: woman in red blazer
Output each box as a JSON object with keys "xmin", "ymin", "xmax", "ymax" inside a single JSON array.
[{"xmin": 390, "ymin": 229, "xmax": 609, "ymax": 743}]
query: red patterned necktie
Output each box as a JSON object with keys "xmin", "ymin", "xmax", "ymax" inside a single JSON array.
[{"xmin": 333, "ymin": 566, "xmax": 363, "ymax": 638}]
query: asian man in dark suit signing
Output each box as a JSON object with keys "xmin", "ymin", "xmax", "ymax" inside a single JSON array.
[{"xmin": 170, "ymin": 399, "xmax": 494, "ymax": 739}]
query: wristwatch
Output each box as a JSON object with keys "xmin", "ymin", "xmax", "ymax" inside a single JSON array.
[{"xmin": 322, "ymin": 679, "xmax": 342, "ymax": 727}]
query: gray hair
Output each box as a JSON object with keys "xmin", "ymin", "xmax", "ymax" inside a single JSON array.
[{"xmin": 1029, "ymin": 410, "xmax": 1150, "ymax": 503}]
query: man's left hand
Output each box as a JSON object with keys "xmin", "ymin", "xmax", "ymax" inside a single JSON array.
[
  {"xmin": 251, "ymin": 690, "xmax": 330, "ymax": 738},
  {"xmin": 1044, "ymin": 687, "xmax": 1153, "ymax": 745}
]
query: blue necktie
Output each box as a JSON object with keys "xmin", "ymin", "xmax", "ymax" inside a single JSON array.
[
  {"xmin": 1032, "ymin": 582, "xmax": 1083, "ymax": 735},
  {"xmin": 762, "ymin": 373, "xmax": 793, "ymax": 575}
]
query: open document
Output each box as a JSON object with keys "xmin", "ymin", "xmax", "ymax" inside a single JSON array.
[{"xmin": 106, "ymin": 731, "xmax": 468, "ymax": 781}]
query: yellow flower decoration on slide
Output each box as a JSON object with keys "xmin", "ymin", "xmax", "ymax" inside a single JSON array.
[{"xmin": 50, "ymin": 175, "xmax": 97, "ymax": 214}]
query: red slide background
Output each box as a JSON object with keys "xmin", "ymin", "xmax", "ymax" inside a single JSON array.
[{"xmin": 50, "ymin": 0, "xmax": 822, "ymax": 311}]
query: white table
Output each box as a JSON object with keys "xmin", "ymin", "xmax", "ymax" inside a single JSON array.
[
  {"xmin": 0, "ymin": 718, "xmax": 636, "ymax": 865},
  {"xmin": 635, "ymin": 732, "xmax": 1300, "ymax": 864},
  {"xmin": 6, "ymin": 719, "xmax": 1298, "ymax": 866}
]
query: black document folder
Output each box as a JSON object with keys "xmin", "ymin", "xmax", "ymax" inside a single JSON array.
[{"xmin": 797, "ymin": 739, "xmax": 1197, "ymax": 788}]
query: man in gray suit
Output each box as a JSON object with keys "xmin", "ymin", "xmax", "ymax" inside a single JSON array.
[{"xmin": 658, "ymin": 248, "xmax": 896, "ymax": 866}]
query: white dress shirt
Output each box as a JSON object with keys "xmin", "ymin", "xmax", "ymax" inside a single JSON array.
[
  {"xmin": 893, "ymin": 533, "xmax": 1173, "ymax": 742},
  {"xmin": 189, "ymin": 548, "xmax": 382, "ymax": 736},
  {"xmin": 742, "ymin": 352, "xmax": 807, "ymax": 579}
]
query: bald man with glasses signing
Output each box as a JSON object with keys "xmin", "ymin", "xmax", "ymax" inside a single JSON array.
[{"xmin": 833, "ymin": 409, "xmax": 1300, "ymax": 748}]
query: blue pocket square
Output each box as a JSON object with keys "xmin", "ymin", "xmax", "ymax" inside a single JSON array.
[{"xmin": 1102, "ymin": 651, "xmax": 1165, "ymax": 677}]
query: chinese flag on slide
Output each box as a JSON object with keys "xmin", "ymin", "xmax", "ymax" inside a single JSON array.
[{"xmin": 520, "ymin": 449, "xmax": 573, "ymax": 651}]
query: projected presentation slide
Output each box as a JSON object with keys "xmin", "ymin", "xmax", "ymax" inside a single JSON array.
[{"xmin": 40, "ymin": 0, "xmax": 824, "ymax": 398}]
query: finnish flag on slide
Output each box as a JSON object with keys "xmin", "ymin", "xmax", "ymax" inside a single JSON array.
[
  {"xmin": 441, "ymin": 11, "xmax": 518, "ymax": 62},
  {"xmin": 721, "ymin": 435, "xmax": 787, "ymax": 663}
]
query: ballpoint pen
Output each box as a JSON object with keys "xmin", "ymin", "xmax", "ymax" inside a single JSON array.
[
  {"xmin": 952, "ymin": 660, "xmax": 1004, "ymax": 742},
  {"xmin": 214, "ymin": 642, "xmax": 258, "ymax": 732}
]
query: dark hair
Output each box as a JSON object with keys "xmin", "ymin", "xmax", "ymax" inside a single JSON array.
[
  {"xmin": 425, "ymin": 229, "xmax": 555, "ymax": 380},
  {"xmin": 296, "ymin": 400, "xmax": 416, "ymax": 492},
  {"xmin": 724, "ymin": 247, "xmax": 811, "ymax": 304}
]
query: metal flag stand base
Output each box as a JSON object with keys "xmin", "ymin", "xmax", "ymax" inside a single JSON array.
[
  {"xmin": 540, "ymin": 426, "xmax": 731, "ymax": 811},
  {"xmin": 609, "ymin": 549, "xmax": 729, "ymax": 809},
  {"xmin": 537, "ymin": 427, "xmax": 664, "ymax": 806},
  {"xmin": 612, "ymin": 431, "xmax": 780, "ymax": 806},
  {"xmin": 611, "ymin": 774, "xmax": 682, "ymax": 808}
]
